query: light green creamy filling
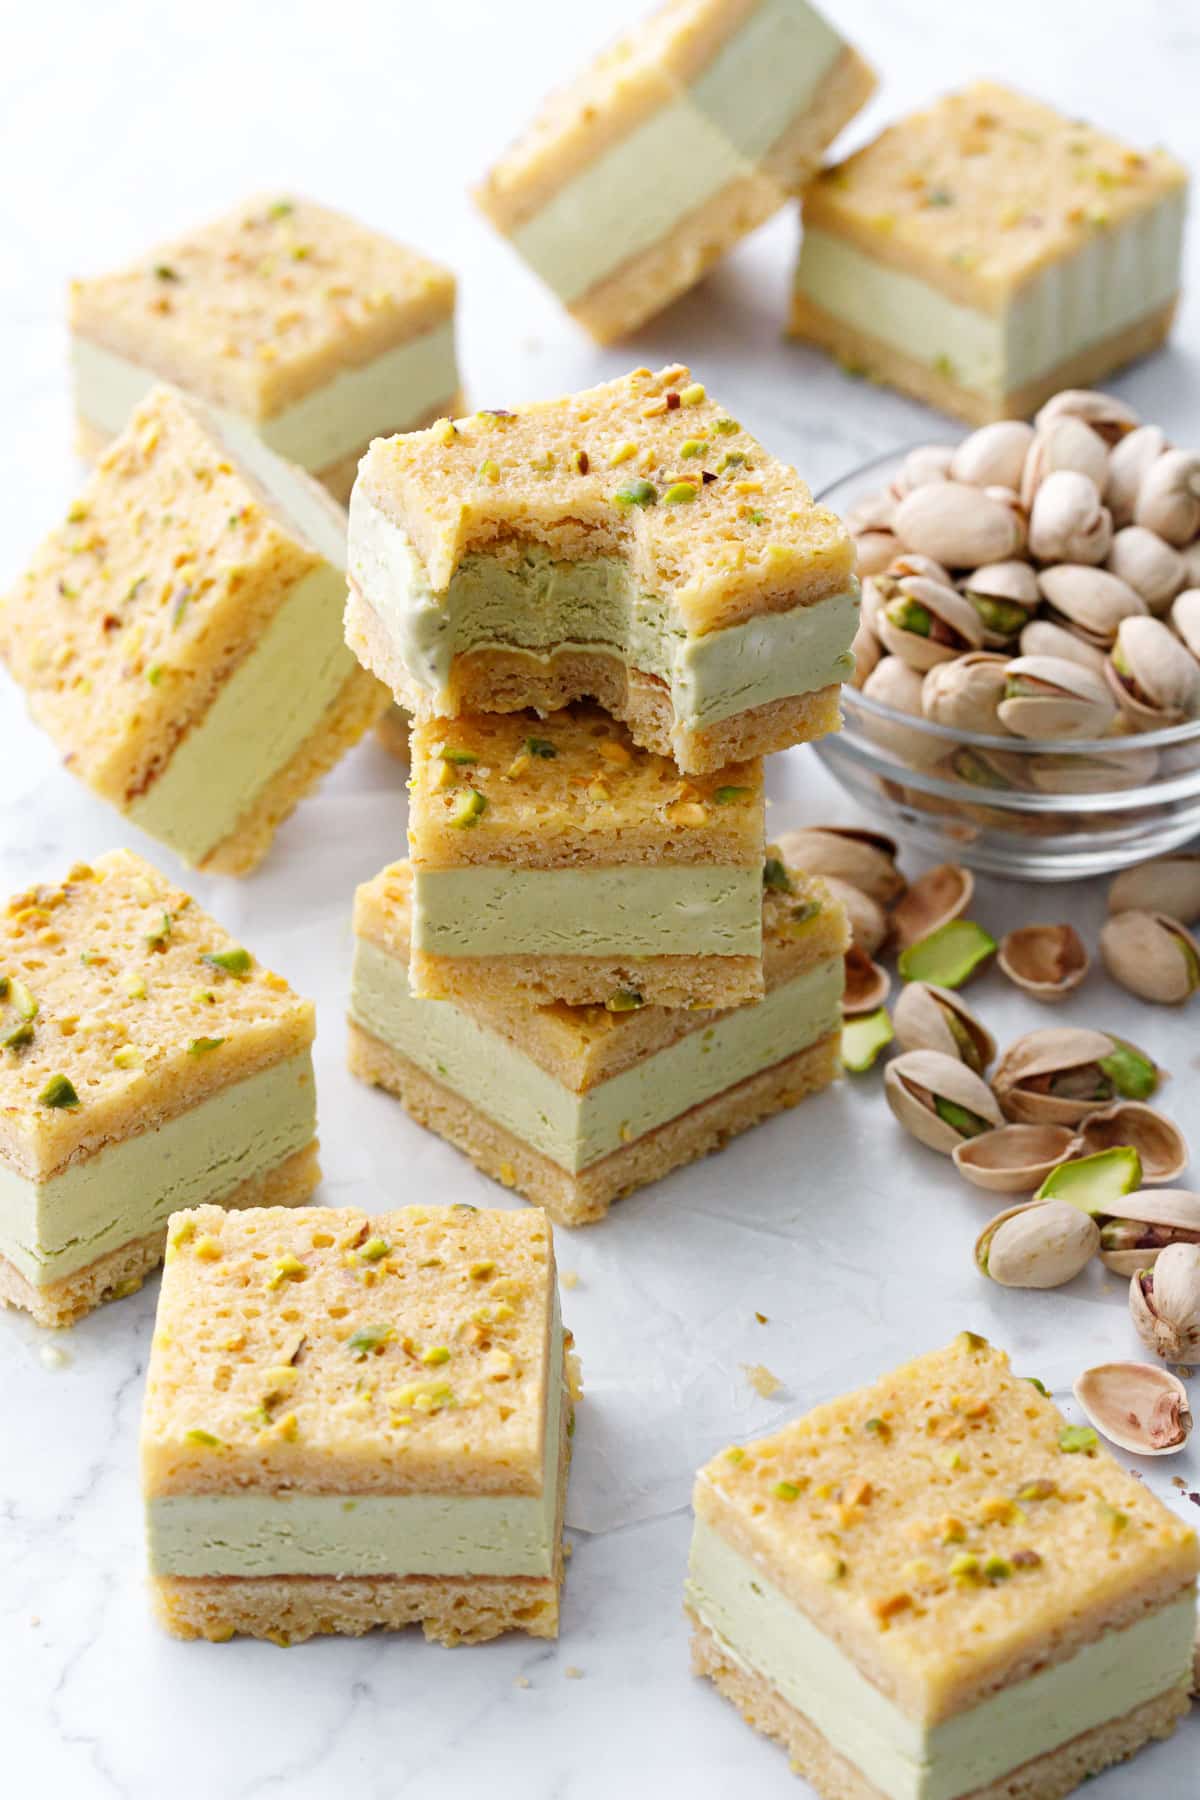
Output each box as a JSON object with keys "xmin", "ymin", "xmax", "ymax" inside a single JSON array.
[
  {"xmin": 510, "ymin": 0, "xmax": 841, "ymax": 299},
  {"xmin": 0, "ymin": 1054, "xmax": 315, "ymax": 1287},
  {"xmin": 72, "ymin": 319, "xmax": 459, "ymax": 469},
  {"xmin": 411, "ymin": 865, "xmax": 763, "ymax": 957},
  {"xmin": 796, "ymin": 194, "xmax": 1185, "ymax": 396},
  {"xmin": 350, "ymin": 936, "xmax": 841, "ymax": 1174},
  {"xmin": 348, "ymin": 493, "xmax": 858, "ymax": 727},
  {"xmin": 147, "ymin": 1306, "xmax": 563, "ymax": 1578},
  {"xmin": 687, "ymin": 1519, "xmax": 1196, "ymax": 1800}
]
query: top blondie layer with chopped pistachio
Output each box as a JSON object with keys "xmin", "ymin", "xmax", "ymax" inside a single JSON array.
[
  {"xmin": 0, "ymin": 850, "xmax": 313, "ymax": 1181},
  {"xmin": 142, "ymin": 1203, "xmax": 567, "ymax": 1497},
  {"xmin": 353, "ymin": 363, "xmax": 854, "ymax": 633},
  {"xmin": 409, "ymin": 705, "xmax": 763, "ymax": 870},
  {"xmin": 696, "ymin": 1332, "xmax": 1199, "ymax": 1724},
  {"xmin": 70, "ymin": 196, "xmax": 455, "ymax": 418},
  {"xmin": 805, "ymin": 81, "xmax": 1187, "ymax": 311}
]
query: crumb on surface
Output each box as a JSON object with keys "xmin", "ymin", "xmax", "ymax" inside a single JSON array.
[
  {"xmin": 742, "ymin": 1362, "xmax": 782, "ymax": 1398},
  {"xmin": 560, "ymin": 1270, "xmax": 580, "ymax": 1290}
]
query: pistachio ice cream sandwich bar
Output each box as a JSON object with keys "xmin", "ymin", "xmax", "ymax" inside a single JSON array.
[
  {"xmin": 473, "ymin": 0, "xmax": 874, "ymax": 343},
  {"xmin": 409, "ymin": 706, "xmax": 765, "ymax": 1009},
  {"xmin": 348, "ymin": 852, "xmax": 846, "ymax": 1227},
  {"xmin": 687, "ymin": 1331, "xmax": 1199, "ymax": 1799},
  {"xmin": 346, "ymin": 364, "xmax": 860, "ymax": 774},
  {"xmin": 791, "ymin": 82, "xmax": 1188, "ymax": 426},
  {"xmin": 70, "ymin": 195, "xmax": 462, "ymax": 503},
  {"xmin": 142, "ymin": 1202, "xmax": 578, "ymax": 1645},
  {"xmin": 0, "ymin": 851, "xmax": 317, "ymax": 1329},
  {"xmin": 0, "ymin": 384, "xmax": 388, "ymax": 876}
]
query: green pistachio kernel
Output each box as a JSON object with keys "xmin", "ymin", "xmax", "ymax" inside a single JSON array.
[
  {"xmin": 1023, "ymin": 1378, "xmax": 1050, "ymax": 1398},
  {"xmin": 525, "ymin": 737, "xmax": 557, "ymax": 758},
  {"xmin": 886, "ymin": 597, "xmax": 933, "ymax": 637},
  {"xmin": 347, "ymin": 1327, "xmax": 393, "ymax": 1359},
  {"xmin": 435, "ymin": 745, "xmax": 477, "ymax": 765},
  {"xmin": 360, "ymin": 1236, "xmax": 390, "ymax": 1262},
  {"xmin": 421, "ymin": 1345, "xmax": 451, "ymax": 1366},
  {"xmin": 713, "ymin": 785, "xmax": 751, "ymax": 803},
  {"xmin": 10, "ymin": 978, "xmax": 38, "ymax": 1021},
  {"xmin": 1, "ymin": 1021, "xmax": 34, "ymax": 1050},
  {"xmin": 841, "ymin": 1007, "xmax": 894, "ymax": 1073},
  {"xmin": 268, "ymin": 1254, "xmax": 308, "ymax": 1289},
  {"xmin": 1035, "ymin": 1147, "xmax": 1142, "ymax": 1214},
  {"xmin": 950, "ymin": 1553, "xmax": 981, "ymax": 1584},
  {"xmin": 662, "ymin": 482, "xmax": 697, "ymax": 505},
  {"xmin": 146, "ymin": 911, "xmax": 173, "ymax": 950},
  {"xmin": 790, "ymin": 900, "xmax": 822, "ymax": 925},
  {"xmin": 718, "ymin": 451, "xmax": 746, "ymax": 471},
  {"xmin": 450, "ymin": 788, "xmax": 487, "ymax": 827},
  {"xmin": 956, "ymin": 1330, "xmax": 988, "ymax": 1353},
  {"xmin": 188, "ymin": 1036, "xmax": 225, "ymax": 1055},
  {"xmin": 202, "ymin": 948, "xmax": 252, "ymax": 978},
  {"xmin": 970, "ymin": 595, "xmax": 1029, "ymax": 638},
  {"xmin": 1017, "ymin": 1477, "xmax": 1056, "ymax": 1501},
  {"xmin": 268, "ymin": 199, "xmax": 294, "ymax": 218},
  {"xmin": 476, "ymin": 459, "xmax": 501, "ymax": 484},
  {"xmin": 724, "ymin": 1447, "xmax": 745, "ymax": 1464},
  {"xmin": 983, "ymin": 1555, "xmax": 1012, "ymax": 1581},
  {"xmin": 1097, "ymin": 1041, "xmax": 1159, "ymax": 1101},
  {"xmin": 864, "ymin": 1417, "xmax": 891, "ymax": 1438},
  {"xmin": 679, "ymin": 438, "xmax": 706, "ymax": 459},
  {"xmin": 1058, "ymin": 1424, "xmax": 1099, "ymax": 1454},
  {"xmin": 897, "ymin": 920, "xmax": 997, "ymax": 989},
  {"xmin": 953, "ymin": 748, "xmax": 1012, "ymax": 791},
  {"xmin": 605, "ymin": 989, "xmax": 645, "ymax": 1013},
  {"xmin": 153, "ymin": 263, "xmax": 180, "ymax": 281},
  {"xmin": 184, "ymin": 1428, "xmax": 222, "ymax": 1447},
  {"xmin": 39, "ymin": 1074, "xmax": 80, "ymax": 1109},
  {"xmin": 1098, "ymin": 1501, "xmax": 1129, "ymax": 1535},
  {"xmin": 773, "ymin": 1480, "xmax": 801, "ymax": 1501},
  {"xmin": 146, "ymin": 663, "xmax": 165, "ymax": 686},
  {"xmin": 762, "ymin": 858, "xmax": 793, "ymax": 894},
  {"xmin": 613, "ymin": 479, "xmax": 657, "ymax": 508},
  {"xmin": 712, "ymin": 418, "xmax": 740, "ymax": 435},
  {"xmin": 934, "ymin": 1096, "xmax": 992, "ymax": 1139}
]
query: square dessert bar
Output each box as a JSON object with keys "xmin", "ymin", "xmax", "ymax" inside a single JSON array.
[
  {"xmin": 346, "ymin": 364, "xmax": 860, "ymax": 774},
  {"xmin": 0, "ymin": 383, "xmax": 387, "ymax": 876},
  {"xmin": 70, "ymin": 195, "xmax": 462, "ymax": 503},
  {"xmin": 687, "ymin": 1332, "xmax": 1199, "ymax": 1800},
  {"xmin": 473, "ymin": 0, "xmax": 874, "ymax": 343},
  {"xmin": 0, "ymin": 851, "xmax": 317, "ymax": 1328},
  {"xmin": 791, "ymin": 81, "xmax": 1188, "ymax": 424},
  {"xmin": 141, "ymin": 1203, "xmax": 577, "ymax": 1645},
  {"xmin": 408, "ymin": 705, "xmax": 766, "ymax": 1009},
  {"xmin": 348, "ymin": 852, "xmax": 846, "ymax": 1227}
]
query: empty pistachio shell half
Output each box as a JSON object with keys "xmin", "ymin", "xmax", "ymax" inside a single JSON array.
[
  {"xmin": 997, "ymin": 655, "xmax": 1117, "ymax": 741},
  {"xmin": 774, "ymin": 827, "xmax": 905, "ymax": 908},
  {"xmin": 975, "ymin": 1200, "xmax": 1099, "ymax": 1289},
  {"xmin": 1073, "ymin": 1102, "xmax": 1188, "ymax": 1185},
  {"xmin": 992, "ymin": 1028, "xmax": 1162, "ymax": 1126},
  {"xmin": 1028, "ymin": 471, "xmax": 1112, "ymax": 565},
  {"xmin": 1073, "ymin": 1362, "xmax": 1192, "ymax": 1455},
  {"xmin": 842, "ymin": 1007, "xmax": 894, "ymax": 1073},
  {"xmin": 1108, "ymin": 855, "xmax": 1200, "ymax": 925},
  {"xmin": 1036, "ymin": 388, "xmax": 1139, "ymax": 446},
  {"xmin": 952, "ymin": 1122, "xmax": 1077, "ymax": 1195},
  {"xmin": 890, "ymin": 863, "xmax": 974, "ymax": 951},
  {"xmin": 922, "ymin": 653, "xmax": 1011, "ymax": 733},
  {"xmin": 843, "ymin": 944, "xmax": 891, "ymax": 1016},
  {"xmin": 1129, "ymin": 1243, "xmax": 1200, "ymax": 1362},
  {"xmin": 1037, "ymin": 563, "xmax": 1146, "ymax": 647},
  {"xmin": 1170, "ymin": 587, "xmax": 1200, "ymax": 660},
  {"xmin": 822, "ymin": 878, "xmax": 888, "ymax": 956},
  {"xmin": 1105, "ymin": 526, "xmax": 1186, "ymax": 614},
  {"xmin": 1099, "ymin": 909, "xmax": 1200, "ymax": 1005},
  {"xmin": 893, "ymin": 981, "xmax": 995, "ymax": 1073},
  {"xmin": 951, "ymin": 421, "xmax": 1034, "ymax": 491},
  {"xmin": 884, "ymin": 1049, "xmax": 1004, "ymax": 1155},
  {"xmin": 1017, "ymin": 617, "xmax": 1108, "ymax": 676},
  {"xmin": 1134, "ymin": 448, "xmax": 1200, "ymax": 547},
  {"xmin": 997, "ymin": 923, "xmax": 1089, "ymax": 1003},
  {"xmin": 898, "ymin": 919, "xmax": 997, "ymax": 989},
  {"xmin": 1035, "ymin": 1147, "xmax": 1142, "ymax": 1213},
  {"xmin": 1096, "ymin": 1190, "xmax": 1200, "ymax": 1276},
  {"xmin": 893, "ymin": 480, "xmax": 1027, "ymax": 568},
  {"xmin": 876, "ymin": 577, "xmax": 985, "ymax": 673}
]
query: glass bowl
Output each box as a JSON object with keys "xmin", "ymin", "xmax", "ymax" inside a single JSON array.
[{"xmin": 813, "ymin": 449, "xmax": 1200, "ymax": 882}]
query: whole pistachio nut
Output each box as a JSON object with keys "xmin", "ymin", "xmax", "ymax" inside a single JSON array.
[
  {"xmin": 1108, "ymin": 855, "xmax": 1200, "ymax": 925},
  {"xmin": 897, "ymin": 919, "xmax": 997, "ymax": 988},
  {"xmin": 842, "ymin": 1006, "xmax": 894, "ymax": 1073},
  {"xmin": 876, "ymin": 577, "xmax": 985, "ymax": 672},
  {"xmin": 1036, "ymin": 388, "xmax": 1139, "ymax": 446},
  {"xmin": 1096, "ymin": 1190, "xmax": 1200, "ymax": 1276},
  {"xmin": 1105, "ymin": 526, "xmax": 1186, "ymax": 614},
  {"xmin": 975, "ymin": 1200, "xmax": 1099, "ymax": 1289},
  {"xmin": 884, "ymin": 1048, "xmax": 1004, "ymax": 1155},
  {"xmin": 997, "ymin": 655, "xmax": 1117, "ymax": 741},
  {"xmin": 893, "ymin": 980, "xmax": 995, "ymax": 1073},
  {"xmin": 1023, "ymin": 744, "xmax": 1159, "ymax": 795},
  {"xmin": 1170, "ymin": 587, "xmax": 1200, "ymax": 661},
  {"xmin": 890, "ymin": 862, "xmax": 974, "ymax": 951},
  {"xmin": 1074, "ymin": 1102, "xmax": 1188, "ymax": 1185},
  {"xmin": 1129, "ymin": 1243, "xmax": 1200, "ymax": 1362},
  {"xmin": 1020, "ymin": 416, "xmax": 1109, "ymax": 510},
  {"xmin": 1036, "ymin": 563, "xmax": 1146, "ymax": 646},
  {"xmin": 1099, "ymin": 908, "xmax": 1200, "ymax": 1005},
  {"xmin": 960, "ymin": 559, "xmax": 1041, "ymax": 646},
  {"xmin": 998, "ymin": 923, "xmax": 1089, "ymax": 1002},
  {"xmin": 1035, "ymin": 1147, "xmax": 1142, "ymax": 1213},
  {"xmin": 1134, "ymin": 448, "xmax": 1200, "ymax": 547},
  {"xmin": 773, "ymin": 827, "xmax": 905, "ymax": 907},
  {"xmin": 950, "ymin": 420, "xmax": 1035, "ymax": 491},
  {"xmin": 851, "ymin": 617, "xmax": 882, "ymax": 688},
  {"xmin": 822, "ymin": 877, "xmax": 888, "ymax": 956},
  {"xmin": 992, "ymin": 1027, "xmax": 1162, "ymax": 1126},
  {"xmin": 1073, "ymin": 1362, "xmax": 1192, "ymax": 1456},
  {"xmin": 1028, "ymin": 471, "xmax": 1112, "ymax": 565},
  {"xmin": 854, "ymin": 529, "xmax": 899, "ymax": 578},
  {"xmin": 1106, "ymin": 615, "xmax": 1200, "ymax": 728},
  {"xmin": 893, "ymin": 444, "xmax": 955, "ymax": 495},
  {"xmin": 1105, "ymin": 424, "xmax": 1168, "ymax": 526},
  {"xmin": 1018, "ymin": 617, "xmax": 1108, "ymax": 675},
  {"xmin": 843, "ymin": 944, "xmax": 891, "ymax": 1016},
  {"xmin": 922, "ymin": 653, "xmax": 1011, "ymax": 734},
  {"xmin": 952, "ymin": 1122, "xmax": 1077, "ymax": 1195},
  {"xmin": 947, "ymin": 744, "xmax": 1026, "ymax": 793},
  {"xmin": 886, "ymin": 551, "xmax": 955, "ymax": 586},
  {"xmin": 893, "ymin": 480, "xmax": 1026, "ymax": 568},
  {"xmin": 862, "ymin": 656, "xmax": 944, "ymax": 768}
]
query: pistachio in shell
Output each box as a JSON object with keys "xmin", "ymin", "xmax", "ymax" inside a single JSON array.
[
  {"xmin": 892, "ymin": 480, "xmax": 1026, "ymax": 568},
  {"xmin": 1105, "ymin": 424, "xmax": 1167, "ymax": 526},
  {"xmin": 890, "ymin": 863, "xmax": 974, "ymax": 952},
  {"xmin": 1106, "ymin": 614, "xmax": 1200, "ymax": 728},
  {"xmin": 1020, "ymin": 416, "xmax": 1110, "ymax": 509},
  {"xmin": 1170, "ymin": 586, "xmax": 1200, "ymax": 660},
  {"xmin": 950, "ymin": 421, "xmax": 1034, "ymax": 490},
  {"xmin": 1018, "ymin": 617, "xmax": 1108, "ymax": 676},
  {"xmin": 1096, "ymin": 1190, "xmax": 1200, "ymax": 1276},
  {"xmin": 1073, "ymin": 1102, "xmax": 1188, "ymax": 1185},
  {"xmin": 1037, "ymin": 563, "xmax": 1146, "ymax": 647},
  {"xmin": 773, "ymin": 827, "xmax": 905, "ymax": 907},
  {"xmin": 997, "ymin": 923, "xmax": 1089, "ymax": 1003},
  {"xmin": 822, "ymin": 877, "xmax": 888, "ymax": 956},
  {"xmin": 897, "ymin": 919, "xmax": 997, "ymax": 989},
  {"xmin": 922, "ymin": 653, "xmax": 1010, "ymax": 734},
  {"xmin": 959, "ymin": 560, "xmax": 1040, "ymax": 647},
  {"xmin": 952, "ymin": 1122, "xmax": 1077, "ymax": 1195},
  {"xmin": 1108, "ymin": 855, "xmax": 1200, "ymax": 926},
  {"xmin": 1027, "ymin": 471, "xmax": 1112, "ymax": 565},
  {"xmin": 861, "ymin": 656, "xmax": 945, "ymax": 769},
  {"xmin": 843, "ymin": 944, "xmax": 891, "ymax": 1016},
  {"xmin": 892, "ymin": 981, "xmax": 995, "ymax": 1073},
  {"xmin": 893, "ymin": 444, "xmax": 955, "ymax": 495},
  {"xmin": 884, "ymin": 1049, "xmax": 1003, "ymax": 1155},
  {"xmin": 842, "ymin": 1007, "xmax": 894, "ymax": 1073},
  {"xmin": 1134, "ymin": 447, "xmax": 1200, "ymax": 547},
  {"xmin": 1073, "ymin": 1362, "xmax": 1192, "ymax": 1455},
  {"xmin": 975, "ymin": 1200, "xmax": 1100, "ymax": 1288},
  {"xmin": 854, "ymin": 529, "xmax": 900, "ymax": 578},
  {"xmin": 991, "ymin": 1028, "xmax": 1162, "ymax": 1126},
  {"xmin": 1105, "ymin": 525, "xmax": 1186, "ymax": 614},
  {"xmin": 851, "ymin": 617, "xmax": 882, "ymax": 687},
  {"xmin": 997, "ymin": 656, "xmax": 1117, "ymax": 741},
  {"xmin": 1036, "ymin": 388, "xmax": 1139, "ymax": 446},
  {"xmin": 876, "ymin": 577, "xmax": 985, "ymax": 673},
  {"xmin": 1035, "ymin": 1147, "xmax": 1142, "ymax": 1213},
  {"xmin": 1129, "ymin": 1244, "xmax": 1200, "ymax": 1362},
  {"xmin": 1023, "ymin": 745, "xmax": 1158, "ymax": 795},
  {"xmin": 1099, "ymin": 909, "xmax": 1200, "ymax": 1005}
]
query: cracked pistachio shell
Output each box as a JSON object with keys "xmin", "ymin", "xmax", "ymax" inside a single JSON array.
[
  {"xmin": 997, "ymin": 923, "xmax": 1089, "ymax": 1003},
  {"xmin": 1129, "ymin": 1243, "xmax": 1200, "ymax": 1362},
  {"xmin": 1099, "ymin": 909, "xmax": 1200, "ymax": 1005},
  {"xmin": 876, "ymin": 577, "xmax": 985, "ymax": 672},
  {"xmin": 1106, "ymin": 615, "xmax": 1200, "ymax": 728},
  {"xmin": 950, "ymin": 421, "xmax": 1035, "ymax": 491},
  {"xmin": 897, "ymin": 919, "xmax": 997, "ymax": 989},
  {"xmin": 891, "ymin": 863, "xmax": 974, "ymax": 951},
  {"xmin": 1108, "ymin": 856, "xmax": 1200, "ymax": 926},
  {"xmin": 893, "ymin": 480, "xmax": 1026, "ymax": 568},
  {"xmin": 922, "ymin": 654, "xmax": 1010, "ymax": 734},
  {"xmin": 893, "ymin": 981, "xmax": 995, "ymax": 1073},
  {"xmin": 1074, "ymin": 1104, "xmax": 1188, "ymax": 1186},
  {"xmin": 1105, "ymin": 526, "xmax": 1186, "ymax": 614},
  {"xmin": 952, "ymin": 1122, "xmax": 1077, "ymax": 1194},
  {"xmin": 1095, "ymin": 1190, "xmax": 1200, "ymax": 1276},
  {"xmin": 1134, "ymin": 448, "xmax": 1200, "ymax": 547},
  {"xmin": 1018, "ymin": 618, "xmax": 1108, "ymax": 676},
  {"xmin": 1073, "ymin": 1362, "xmax": 1192, "ymax": 1455},
  {"xmin": 1105, "ymin": 424, "xmax": 1168, "ymax": 526},
  {"xmin": 884, "ymin": 1049, "xmax": 1004, "ymax": 1155},
  {"xmin": 861, "ymin": 657, "xmax": 944, "ymax": 768},
  {"xmin": 1035, "ymin": 1147, "xmax": 1142, "ymax": 1213},
  {"xmin": 975, "ymin": 1200, "xmax": 1099, "ymax": 1288},
  {"xmin": 842, "ymin": 1007, "xmax": 894, "ymax": 1073},
  {"xmin": 773, "ymin": 828, "xmax": 905, "ymax": 907},
  {"xmin": 843, "ymin": 944, "xmax": 891, "ymax": 1016},
  {"xmin": 1028, "ymin": 470, "xmax": 1112, "ymax": 564},
  {"xmin": 992, "ymin": 1028, "xmax": 1162, "ymax": 1125},
  {"xmin": 1037, "ymin": 563, "xmax": 1146, "ymax": 646},
  {"xmin": 1020, "ymin": 416, "xmax": 1109, "ymax": 510},
  {"xmin": 822, "ymin": 877, "xmax": 888, "ymax": 956},
  {"xmin": 1170, "ymin": 586, "xmax": 1200, "ymax": 661},
  {"xmin": 997, "ymin": 656, "xmax": 1117, "ymax": 741},
  {"xmin": 854, "ymin": 529, "xmax": 900, "ymax": 578},
  {"xmin": 1036, "ymin": 388, "xmax": 1139, "ymax": 446}
]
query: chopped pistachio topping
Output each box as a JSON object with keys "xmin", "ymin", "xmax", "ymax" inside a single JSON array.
[
  {"xmin": 187, "ymin": 1036, "xmax": 225, "ymax": 1055},
  {"xmin": 1059, "ymin": 1424, "xmax": 1099, "ymax": 1454},
  {"xmin": 450, "ymin": 788, "xmax": 487, "ymax": 827},
  {"xmin": 268, "ymin": 1254, "xmax": 308, "ymax": 1289},
  {"xmin": 679, "ymin": 383, "xmax": 706, "ymax": 406},
  {"xmin": 421, "ymin": 1345, "xmax": 451, "ymax": 1366},
  {"xmin": 476, "ymin": 459, "xmax": 501, "ymax": 484},
  {"xmin": 680, "ymin": 438, "xmax": 706, "ymax": 459},
  {"xmin": 360, "ymin": 1236, "xmax": 390, "ymax": 1262},
  {"xmin": 39, "ymin": 1073, "xmax": 80, "ymax": 1109},
  {"xmin": 1023, "ymin": 1378, "xmax": 1050, "ymax": 1398},
  {"xmin": 613, "ymin": 479, "xmax": 657, "ymax": 509},
  {"xmin": 713, "ymin": 785, "xmax": 751, "ymax": 804},
  {"xmin": 773, "ymin": 1480, "xmax": 801, "ymax": 1501},
  {"xmin": 1, "ymin": 1020, "xmax": 33, "ymax": 1051},
  {"xmin": 864, "ymin": 1417, "xmax": 891, "ymax": 1439},
  {"xmin": 146, "ymin": 911, "xmax": 173, "ymax": 950},
  {"xmin": 469, "ymin": 1260, "xmax": 495, "ymax": 1280},
  {"xmin": 604, "ymin": 989, "xmax": 645, "ymax": 1013},
  {"xmin": 347, "ymin": 1326, "xmax": 394, "ymax": 1359},
  {"xmin": 724, "ymin": 1447, "xmax": 745, "ymax": 1464},
  {"xmin": 662, "ymin": 482, "xmax": 697, "ymax": 505},
  {"xmin": 10, "ymin": 978, "xmax": 38, "ymax": 1021},
  {"xmin": 712, "ymin": 418, "xmax": 740, "ymax": 435},
  {"xmin": 184, "ymin": 1428, "xmax": 221, "ymax": 1447},
  {"xmin": 762, "ymin": 858, "xmax": 793, "ymax": 894},
  {"xmin": 525, "ymin": 737, "xmax": 557, "ymax": 758},
  {"xmin": 202, "ymin": 947, "xmax": 252, "ymax": 978}
]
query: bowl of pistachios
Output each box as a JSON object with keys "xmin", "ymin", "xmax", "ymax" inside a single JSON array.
[{"xmin": 815, "ymin": 390, "xmax": 1200, "ymax": 880}]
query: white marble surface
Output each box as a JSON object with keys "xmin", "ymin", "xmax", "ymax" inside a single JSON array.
[{"xmin": 2, "ymin": 2, "xmax": 1199, "ymax": 1794}]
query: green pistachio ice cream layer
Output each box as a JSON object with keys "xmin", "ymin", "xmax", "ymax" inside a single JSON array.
[
  {"xmin": 350, "ymin": 937, "xmax": 842, "ymax": 1174},
  {"xmin": 348, "ymin": 492, "xmax": 858, "ymax": 730}
]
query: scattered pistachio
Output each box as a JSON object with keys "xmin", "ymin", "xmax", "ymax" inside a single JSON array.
[
  {"xmin": 1129, "ymin": 1245, "xmax": 1200, "ymax": 1361},
  {"xmin": 202, "ymin": 947, "xmax": 252, "ymax": 977},
  {"xmin": 1058, "ymin": 1424, "xmax": 1099, "ymax": 1454},
  {"xmin": 842, "ymin": 1007, "xmax": 894, "ymax": 1073},
  {"xmin": 1035, "ymin": 1147, "xmax": 1142, "ymax": 1213},
  {"xmin": 975, "ymin": 1200, "xmax": 1099, "ymax": 1288},
  {"xmin": 762, "ymin": 858, "xmax": 793, "ymax": 895},
  {"xmin": 187, "ymin": 1036, "xmax": 225, "ymax": 1055},
  {"xmin": 38, "ymin": 1074, "xmax": 80, "ymax": 1109},
  {"xmin": 613, "ymin": 479, "xmax": 657, "ymax": 508},
  {"xmin": 449, "ymin": 788, "xmax": 487, "ymax": 827},
  {"xmin": 898, "ymin": 920, "xmax": 997, "ymax": 988}
]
